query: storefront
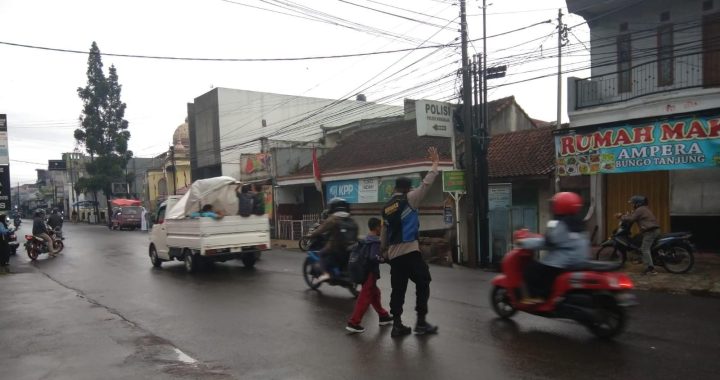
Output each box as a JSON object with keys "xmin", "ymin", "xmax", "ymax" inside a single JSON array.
[{"xmin": 556, "ymin": 111, "xmax": 720, "ymax": 250}]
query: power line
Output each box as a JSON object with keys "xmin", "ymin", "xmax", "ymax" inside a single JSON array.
[
  {"xmin": 0, "ymin": 40, "xmax": 459, "ymax": 62},
  {"xmin": 337, "ymin": 0, "xmax": 455, "ymax": 29}
]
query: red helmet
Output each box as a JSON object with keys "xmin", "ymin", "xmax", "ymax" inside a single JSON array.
[{"xmin": 551, "ymin": 192, "xmax": 583, "ymax": 216}]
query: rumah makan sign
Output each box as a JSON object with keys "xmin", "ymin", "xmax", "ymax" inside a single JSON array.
[{"xmin": 555, "ymin": 114, "xmax": 720, "ymax": 176}]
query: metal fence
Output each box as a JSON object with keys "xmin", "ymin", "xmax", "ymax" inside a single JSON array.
[
  {"xmin": 276, "ymin": 214, "xmax": 320, "ymax": 240},
  {"xmin": 575, "ymin": 53, "xmax": 704, "ymax": 109}
]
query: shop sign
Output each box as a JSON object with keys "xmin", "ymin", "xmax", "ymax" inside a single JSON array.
[
  {"xmin": 0, "ymin": 115, "xmax": 8, "ymax": 166},
  {"xmin": 327, "ymin": 175, "xmax": 422, "ymax": 204},
  {"xmin": 489, "ymin": 183, "xmax": 511, "ymax": 209},
  {"xmin": 442, "ymin": 170, "xmax": 466, "ymax": 193},
  {"xmin": 0, "ymin": 165, "xmax": 10, "ymax": 212},
  {"xmin": 326, "ymin": 179, "xmax": 358, "ymax": 203},
  {"xmin": 555, "ymin": 115, "xmax": 720, "ymax": 175},
  {"xmin": 358, "ymin": 178, "xmax": 378, "ymax": 203},
  {"xmin": 378, "ymin": 175, "xmax": 421, "ymax": 203}
]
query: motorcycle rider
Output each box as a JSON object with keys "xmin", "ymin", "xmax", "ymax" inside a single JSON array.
[
  {"xmin": 521, "ymin": 192, "xmax": 590, "ymax": 303},
  {"xmin": 308, "ymin": 198, "xmax": 359, "ymax": 284},
  {"xmin": 48, "ymin": 208, "xmax": 63, "ymax": 231},
  {"xmin": 616, "ymin": 195, "xmax": 660, "ymax": 275},
  {"xmin": 33, "ymin": 210, "xmax": 58, "ymax": 257}
]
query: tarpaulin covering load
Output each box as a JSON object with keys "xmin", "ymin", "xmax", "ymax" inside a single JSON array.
[
  {"xmin": 165, "ymin": 176, "xmax": 241, "ymax": 220},
  {"xmin": 110, "ymin": 199, "xmax": 142, "ymax": 207}
]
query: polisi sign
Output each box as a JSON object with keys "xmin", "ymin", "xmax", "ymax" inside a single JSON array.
[{"xmin": 416, "ymin": 100, "xmax": 454, "ymax": 138}]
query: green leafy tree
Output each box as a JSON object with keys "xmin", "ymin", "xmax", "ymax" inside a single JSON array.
[{"xmin": 75, "ymin": 42, "xmax": 132, "ymax": 222}]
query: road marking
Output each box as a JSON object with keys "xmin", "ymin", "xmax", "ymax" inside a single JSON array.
[{"xmin": 173, "ymin": 348, "xmax": 198, "ymax": 364}]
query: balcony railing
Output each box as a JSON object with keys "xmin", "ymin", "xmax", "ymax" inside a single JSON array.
[{"xmin": 575, "ymin": 52, "xmax": 706, "ymax": 109}]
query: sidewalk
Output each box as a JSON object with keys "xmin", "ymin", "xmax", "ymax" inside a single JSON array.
[
  {"xmin": 623, "ymin": 252, "xmax": 720, "ymax": 297},
  {"xmin": 271, "ymin": 239, "xmax": 720, "ymax": 297}
]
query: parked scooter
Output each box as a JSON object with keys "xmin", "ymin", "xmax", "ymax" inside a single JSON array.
[
  {"xmin": 8, "ymin": 227, "xmax": 19, "ymax": 256},
  {"xmin": 595, "ymin": 220, "xmax": 694, "ymax": 273},
  {"xmin": 490, "ymin": 230, "xmax": 637, "ymax": 339}
]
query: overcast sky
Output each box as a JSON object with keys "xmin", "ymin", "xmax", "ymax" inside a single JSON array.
[{"xmin": 0, "ymin": 0, "xmax": 589, "ymax": 184}]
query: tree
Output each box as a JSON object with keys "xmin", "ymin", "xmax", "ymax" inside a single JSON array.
[{"xmin": 75, "ymin": 42, "xmax": 132, "ymax": 223}]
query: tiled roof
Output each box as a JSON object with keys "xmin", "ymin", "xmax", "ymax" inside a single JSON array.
[
  {"xmin": 488, "ymin": 126, "xmax": 556, "ymax": 178},
  {"xmin": 294, "ymin": 119, "xmax": 451, "ymax": 175}
]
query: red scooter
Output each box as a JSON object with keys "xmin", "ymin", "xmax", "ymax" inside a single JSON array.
[{"xmin": 490, "ymin": 231, "xmax": 637, "ymax": 339}]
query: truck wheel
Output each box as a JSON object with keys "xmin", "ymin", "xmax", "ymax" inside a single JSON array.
[
  {"xmin": 242, "ymin": 255, "xmax": 257, "ymax": 268},
  {"xmin": 184, "ymin": 249, "xmax": 198, "ymax": 273},
  {"xmin": 149, "ymin": 245, "xmax": 162, "ymax": 268}
]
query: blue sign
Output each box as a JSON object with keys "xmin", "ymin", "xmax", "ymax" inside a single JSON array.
[{"xmin": 326, "ymin": 180, "xmax": 358, "ymax": 203}]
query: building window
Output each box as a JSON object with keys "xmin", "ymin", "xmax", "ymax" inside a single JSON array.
[
  {"xmin": 703, "ymin": 12, "xmax": 720, "ymax": 87},
  {"xmin": 657, "ymin": 24, "xmax": 674, "ymax": 86},
  {"xmin": 617, "ymin": 34, "xmax": 632, "ymax": 93}
]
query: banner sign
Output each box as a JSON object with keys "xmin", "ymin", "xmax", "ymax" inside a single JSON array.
[
  {"xmin": 240, "ymin": 153, "xmax": 272, "ymax": 181},
  {"xmin": 442, "ymin": 170, "xmax": 466, "ymax": 193},
  {"xmin": 489, "ymin": 183, "xmax": 512, "ymax": 209},
  {"xmin": 326, "ymin": 175, "xmax": 422, "ymax": 204},
  {"xmin": 326, "ymin": 179, "xmax": 359, "ymax": 203},
  {"xmin": 555, "ymin": 115, "xmax": 720, "ymax": 175},
  {"xmin": 0, "ymin": 115, "xmax": 8, "ymax": 166},
  {"xmin": 0, "ymin": 165, "xmax": 10, "ymax": 212},
  {"xmin": 358, "ymin": 178, "xmax": 379, "ymax": 203}
]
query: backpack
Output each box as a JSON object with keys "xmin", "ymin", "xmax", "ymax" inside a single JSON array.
[
  {"xmin": 334, "ymin": 217, "xmax": 358, "ymax": 248},
  {"xmin": 347, "ymin": 240, "xmax": 371, "ymax": 283}
]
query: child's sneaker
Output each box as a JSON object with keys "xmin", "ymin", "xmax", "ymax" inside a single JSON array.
[
  {"xmin": 414, "ymin": 321, "xmax": 439, "ymax": 335},
  {"xmin": 345, "ymin": 323, "xmax": 365, "ymax": 333},
  {"xmin": 378, "ymin": 315, "xmax": 393, "ymax": 326}
]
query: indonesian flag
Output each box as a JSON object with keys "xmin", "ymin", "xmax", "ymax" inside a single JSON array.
[{"xmin": 312, "ymin": 147, "xmax": 322, "ymax": 192}]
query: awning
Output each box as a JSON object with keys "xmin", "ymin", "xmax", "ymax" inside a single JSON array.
[{"xmin": 110, "ymin": 199, "xmax": 142, "ymax": 207}]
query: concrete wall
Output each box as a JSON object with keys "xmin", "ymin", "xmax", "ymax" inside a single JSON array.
[
  {"xmin": 670, "ymin": 168, "xmax": 720, "ymax": 215},
  {"xmin": 491, "ymin": 103, "xmax": 536, "ymax": 135},
  {"xmin": 186, "ymin": 88, "xmax": 402, "ymax": 180},
  {"xmin": 272, "ymin": 147, "xmax": 315, "ymax": 178}
]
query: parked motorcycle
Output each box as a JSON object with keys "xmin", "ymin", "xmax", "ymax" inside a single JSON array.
[
  {"xmin": 490, "ymin": 231, "xmax": 637, "ymax": 339},
  {"xmin": 13, "ymin": 218, "xmax": 21, "ymax": 229},
  {"xmin": 595, "ymin": 220, "xmax": 694, "ymax": 274},
  {"xmin": 8, "ymin": 227, "xmax": 19, "ymax": 256},
  {"xmin": 24, "ymin": 230, "xmax": 64, "ymax": 260}
]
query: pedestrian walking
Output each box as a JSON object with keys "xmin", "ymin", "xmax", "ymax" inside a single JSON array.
[
  {"xmin": 346, "ymin": 217, "xmax": 393, "ymax": 333},
  {"xmin": 381, "ymin": 146, "xmax": 440, "ymax": 337},
  {"xmin": 141, "ymin": 207, "xmax": 148, "ymax": 231}
]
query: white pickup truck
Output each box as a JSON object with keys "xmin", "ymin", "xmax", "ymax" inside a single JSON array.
[{"xmin": 148, "ymin": 177, "xmax": 271, "ymax": 273}]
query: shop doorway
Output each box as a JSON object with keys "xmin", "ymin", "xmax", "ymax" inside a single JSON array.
[{"xmin": 604, "ymin": 171, "xmax": 670, "ymax": 236}]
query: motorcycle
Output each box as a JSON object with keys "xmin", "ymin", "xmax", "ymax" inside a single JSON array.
[
  {"xmin": 24, "ymin": 229, "xmax": 64, "ymax": 260},
  {"xmin": 490, "ymin": 230, "xmax": 637, "ymax": 339},
  {"xmin": 595, "ymin": 220, "xmax": 694, "ymax": 274},
  {"xmin": 8, "ymin": 227, "xmax": 19, "ymax": 256},
  {"xmin": 13, "ymin": 217, "xmax": 21, "ymax": 229},
  {"xmin": 301, "ymin": 235, "xmax": 359, "ymax": 297}
]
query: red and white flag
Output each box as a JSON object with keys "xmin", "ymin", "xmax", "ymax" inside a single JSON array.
[{"xmin": 312, "ymin": 147, "xmax": 322, "ymax": 193}]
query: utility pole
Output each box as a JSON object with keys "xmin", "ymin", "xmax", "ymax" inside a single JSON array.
[
  {"xmin": 478, "ymin": 0, "xmax": 491, "ymax": 267},
  {"xmin": 460, "ymin": 0, "xmax": 478, "ymax": 267},
  {"xmin": 557, "ymin": 8, "xmax": 565, "ymax": 130},
  {"xmin": 169, "ymin": 145, "xmax": 177, "ymax": 196}
]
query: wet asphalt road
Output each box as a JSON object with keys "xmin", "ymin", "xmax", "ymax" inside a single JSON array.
[{"xmin": 2, "ymin": 222, "xmax": 720, "ymax": 380}]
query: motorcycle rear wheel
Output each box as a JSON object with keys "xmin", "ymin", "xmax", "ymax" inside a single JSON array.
[
  {"xmin": 657, "ymin": 243, "xmax": 694, "ymax": 274},
  {"xmin": 490, "ymin": 286, "xmax": 517, "ymax": 319},
  {"xmin": 587, "ymin": 299, "xmax": 626, "ymax": 339},
  {"xmin": 27, "ymin": 247, "xmax": 39, "ymax": 261},
  {"xmin": 595, "ymin": 245, "xmax": 626, "ymax": 265}
]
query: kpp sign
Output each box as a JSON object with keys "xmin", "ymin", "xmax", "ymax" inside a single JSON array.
[{"xmin": 415, "ymin": 100, "xmax": 455, "ymax": 138}]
